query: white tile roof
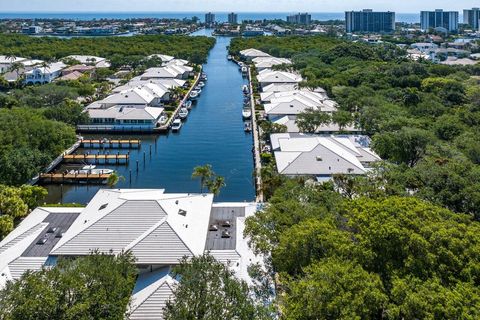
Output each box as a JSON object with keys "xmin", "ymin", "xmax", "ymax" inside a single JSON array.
[
  {"xmin": 274, "ymin": 115, "xmax": 360, "ymax": 134},
  {"xmin": 88, "ymin": 106, "xmax": 164, "ymax": 121},
  {"xmin": 51, "ymin": 190, "xmax": 214, "ymax": 262},
  {"xmin": 257, "ymin": 69, "xmax": 302, "ymax": 85},
  {"xmin": 0, "ymin": 55, "xmax": 27, "ymax": 64},
  {"xmin": 271, "ymin": 134, "xmax": 381, "ymax": 176},
  {"xmin": 239, "ymin": 48, "xmax": 271, "ymax": 58},
  {"xmin": 101, "ymin": 87, "xmax": 156, "ymax": 105},
  {"xmin": 264, "ymin": 96, "xmax": 338, "ymax": 116},
  {"xmin": 25, "ymin": 62, "xmax": 66, "ymax": 75},
  {"xmin": 147, "ymin": 54, "xmax": 175, "ymax": 63},
  {"xmin": 130, "ymin": 268, "xmax": 175, "ymax": 320},
  {"xmin": 262, "ymin": 83, "xmax": 299, "ymax": 92},
  {"xmin": 260, "ymin": 89, "xmax": 328, "ymax": 103},
  {"xmin": 252, "ymin": 56, "xmax": 292, "ymax": 69}
]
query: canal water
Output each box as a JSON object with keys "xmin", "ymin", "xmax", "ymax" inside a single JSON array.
[{"xmin": 44, "ymin": 29, "xmax": 255, "ymax": 204}]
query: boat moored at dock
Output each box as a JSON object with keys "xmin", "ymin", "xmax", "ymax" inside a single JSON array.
[
  {"xmin": 242, "ymin": 107, "xmax": 252, "ymax": 120},
  {"xmin": 171, "ymin": 119, "xmax": 183, "ymax": 131},
  {"xmin": 178, "ymin": 108, "xmax": 189, "ymax": 120}
]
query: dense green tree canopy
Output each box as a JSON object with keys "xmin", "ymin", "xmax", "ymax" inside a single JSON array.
[
  {"xmin": 245, "ymin": 182, "xmax": 480, "ymax": 319},
  {"xmin": 0, "ymin": 34, "xmax": 215, "ymax": 65},
  {"xmin": 0, "ymin": 252, "xmax": 137, "ymax": 320},
  {"xmin": 232, "ymin": 35, "xmax": 480, "ymax": 218},
  {"xmin": 164, "ymin": 254, "xmax": 269, "ymax": 320}
]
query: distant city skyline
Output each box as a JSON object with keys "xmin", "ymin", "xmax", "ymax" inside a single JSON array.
[{"xmin": 1, "ymin": 0, "xmax": 480, "ymax": 13}]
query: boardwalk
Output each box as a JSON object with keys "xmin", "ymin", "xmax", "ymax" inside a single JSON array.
[
  {"xmin": 81, "ymin": 139, "xmax": 141, "ymax": 149},
  {"xmin": 63, "ymin": 154, "xmax": 129, "ymax": 164},
  {"xmin": 39, "ymin": 173, "xmax": 111, "ymax": 184},
  {"xmin": 158, "ymin": 69, "xmax": 203, "ymax": 131},
  {"xmin": 248, "ymin": 67, "xmax": 264, "ymax": 203}
]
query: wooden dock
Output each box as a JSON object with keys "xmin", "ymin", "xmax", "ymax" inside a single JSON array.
[
  {"xmin": 248, "ymin": 67, "xmax": 264, "ymax": 203},
  {"xmin": 81, "ymin": 139, "xmax": 141, "ymax": 149},
  {"xmin": 158, "ymin": 68, "xmax": 202, "ymax": 132},
  {"xmin": 63, "ymin": 154, "xmax": 129, "ymax": 164},
  {"xmin": 39, "ymin": 173, "xmax": 111, "ymax": 184}
]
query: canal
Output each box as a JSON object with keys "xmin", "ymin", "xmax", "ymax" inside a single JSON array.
[{"xmin": 44, "ymin": 29, "xmax": 256, "ymax": 204}]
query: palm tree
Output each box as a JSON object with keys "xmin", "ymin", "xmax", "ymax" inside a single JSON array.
[
  {"xmin": 191, "ymin": 164, "xmax": 213, "ymax": 193},
  {"xmin": 206, "ymin": 176, "xmax": 226, "ymax": 197},
  {"xmin": 106, "ymin": 172, "xmax": 125, "ymax": 188}
]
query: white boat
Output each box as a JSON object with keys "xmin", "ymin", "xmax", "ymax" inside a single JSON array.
[
  {"xmin": 238, "ymin": 62, "xmax": 244, "ymax": 69},
  {"xmin": 69, "ymin": 165, "xmax": 114, "ymax": 175},
  {"xmin": 158, "ymin": 115, "xmax": 168, "ymax": 125},
  {"xmin": 241, "ymin": 66, "xmax": 248, "ymax": 75},
  {"xmin": 190, "ymin": 90, "xmax": 200, "ymax": 100},
  {"xmin": 242, "ymin": 85, "xmax": 249, "ymax": 94},
  {"xmin": 178, "ymin": 108, "xmax": 189, "ymax": 120},
  {"xmin": 227, "ymin": 55, "xmax": 233, "ymax": 60},
  {"xmin": 242, "ymin": 108, "xmax": 252, "ymax": 119},
  {"xmin": 184, "ymin": 100, "xmax": 193, "ymax": 110},
  {"xmin": 244, "ymin": 122, "xmax": 252, "ymax": 132},
  {"xmin": 198, "ymin": 81, "xmax": 205, "ymax": 88},
  {"xmin": 171, "ymin": 119, "xmax": 182, "ymax": 131},
  {"xmin": 194, "ymin": 86, "xmax": 202, "ymax": 92}
]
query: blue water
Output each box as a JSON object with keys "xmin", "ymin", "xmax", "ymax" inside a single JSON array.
[
  {"xmin": 44, "ymin": 29, "xmax": 256, "ymax": 204},
  {"xmin": 0, "ymin": 12, "xmax": 423, "ymax": 23}
]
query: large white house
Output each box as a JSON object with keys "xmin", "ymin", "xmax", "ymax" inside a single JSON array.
[
  {"xmin": 252, "ymin": 56, "xmax": 292, "ymax": 71},
  {"xmin": 65, "ymin": 55, "xmax": 110, "ymax": 68},
  {"xmin": 271, "ymin": 133, "xmax": 381, "ymax": 181},
  {"xmin": 141, "ymin": 64, "xmax": 193, "ymax": 80},
  {"xmin": 0, "ymin": 189, "xmax": 265, "ymax": 319},
  {"xmin": 257, "ymin": 69, "xmax": 303, "ymax": 88},
  {"xmin": 24, "ymin": 62, "xmax": 66, "ymax": 84},
  {"xmin": 239, "ymin": 48, "xmax": 271, "ymax": 61}
]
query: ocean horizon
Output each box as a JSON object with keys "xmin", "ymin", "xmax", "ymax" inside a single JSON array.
[{"xmin": 0, "ymin": 12, "xmax": 430, "ymax": 23}]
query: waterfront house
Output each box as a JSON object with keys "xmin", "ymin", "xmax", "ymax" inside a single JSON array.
[
  {"xmin": 113, "ymin": 78, "xmax": 185, "ymax": 96},
  {"xmin": 264, "ymin": 95, "xmax": 338, "ymax": 122},
  {"xmin": 252, "ymin": 57, "xmax": 292, "ymax": 71},
  {"xmin": 262, "ymin": 83, "xmax": 299, "ymax": 93},
  {"xmin": 99, "ymin": 87, "xmax": 160, "ymax": 108},
  {"xmin": 273, "ymin": 115, "xmax": 361, "ymax": 134},
  {"xmin": 113, "ymin": 83, "xmax": 171, "ymax": 102},
  {"xmin": 147, "ymin": 54, "xmax": 175, "ymax": 64},
  {"xmin": 257, "ymin": 69, "xmax": 303, "ymax": 88},
  {"xmin": 84, "ymin": 105, "xmax": 166, "ymax": 131},
  {"xmin": 64, "ymin": 55, "xmax": 110, "ymax": 68},
  {"xmin": 141, "ymin": 65, "xmax": 193, "ymax": 80},
  {"xmin": 0, "ymin": 189, "xmax": 265, "ymax": 314},
  {"xmin": 260, "ymin": 89, "xmax": 328, "ymax": 104},
  {"xmin": 270, "ymin": 133, "xmax": 381, "ymax": 181},
  {"xmin": 24, "ymin": 62, "xmax": 66, "ymax": 85},
  {"xmin": 0, "ymin": 55, "xmax": 27, "ymax": 73},
  {"xmin": 239, "ymin": 48, "xmax": 271, "ymax": 61}
]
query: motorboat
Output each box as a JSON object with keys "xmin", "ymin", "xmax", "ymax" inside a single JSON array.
[
  {"xmin": 178, "ymin": 108, "xmax": 189, "ymax": 120},
  {"xmin": 200, "ymin": 73, "xmax": 207, "ymax": 81},
  {"xmin": 171, "ymin": 119, "xmax": 182, "ymax": 131},
  {"xmin": 158, "ymin": 115, "xmax": 168, "ymax": 125},
  {"xmin": 194, "ymin": 86, "xmax": 203, "ymax": 92},
  {"xmin": 242, "ymin": 85, "xmax": 249, "ymax": 94},
  {"xmin": 227, "ymin": 55, "xmax": 233, "ymax": 60},
  {"xmin": 198, "ymin": 81, "xmax": 205, "ymax": 88},
  {"xmin": 241, "ymin": 66, "xmax": 248, "ymax": 75},
  {"xmin": 190, "ymin": 90, "xmax": 200, "ymax": 100},
  {"xmin": 242, "ymin": 107, "xmax": 252, "ymax": 119},
  {"xmin": 244, "ymin": 122, "xmax": 252, "ymax": 132},
  {"xmin": 238, "ymin": 62, "xmax": 244, "ymax": 69},
  {"xmin": 183, "ymin": 100, "xmax": 193, "ymax": 110},
  {"xmin": 69, "ymin": 165, "xmax": 114, "ymax": 175}
]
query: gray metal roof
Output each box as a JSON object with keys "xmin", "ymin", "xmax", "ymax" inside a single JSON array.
[
  {"xmin": 131, "ymin": 222, "xmax": 192, "ymax": 265},
  {"xmin": 205, "ymin": 207, "xmax": 245, "ymax": 251},
  {"xmin": 0, "ymin": 222, "xmax": 48, "ymax": 255},
  {"xmin": 21, "ymin": 213, "xmax": 80, "ymax": 257},
  {"xmin": 8, "ymin": 257, "xmax": 48, "ymax": 279},
  {"xmin": 52, "ymin": 200, "xmax": 166, "ymax": 255},
  {"xmin": 130, "ymin": 282, "xmax": 173, "ymax": 320}
]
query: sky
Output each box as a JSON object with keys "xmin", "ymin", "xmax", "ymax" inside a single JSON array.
[{"xmin": 0, "ymin": 0, "xmax": 479, "ymax": 13}]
